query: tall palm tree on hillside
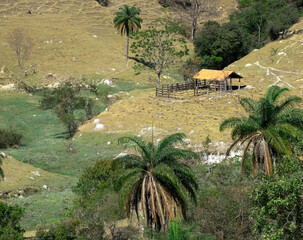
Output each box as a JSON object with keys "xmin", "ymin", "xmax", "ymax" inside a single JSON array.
[
  {"xmin": 113, "ymin": 4, "xmax": 142, "ymax": 58},
  {"xmin": 220, "ymin": 85, "xmax": 303, "ymax": 176},
  {"xmin": 113, "ymin": 133, "xmax": 198, "ymax": 231}
]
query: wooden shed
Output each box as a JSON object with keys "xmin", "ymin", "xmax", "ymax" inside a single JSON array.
[{"xmin": 193, "ymin": 69, "xmax": 243, "ymax": 91}]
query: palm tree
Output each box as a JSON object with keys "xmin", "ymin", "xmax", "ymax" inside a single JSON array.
[
  {"xmin": 220, "ymin": 86, "xmax": 303, "ymax": 176},
  {"xmin": 113, "ymin": 4, "xmax": 142, "ymax": 58},
  {"xmin": 113, "ymin": 133, "xmax": 198, "ymax": 231}
]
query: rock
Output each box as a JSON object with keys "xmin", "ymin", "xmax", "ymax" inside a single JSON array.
[
  {"xmin": 94, "ymin": 124, "xmax": 105, "ymax": 131},
  {"xmin": 94, "ymin": 119, "xmax": 101, "ymax": 124},
  {"xmin": 42, "ymin": 185, "xmax": 48, "ymax": 189},
  {"xmin": 1, "ymin": 84, "xmax": 15, "ymax": 91},
  {"xmin": 103, "ymin": 79, "xmax": 112, "ymax": 86},
  {"xmin": 184, "ymin": 139, "xmax": 191, "ymax": 143},
  {"xmin": 107, "ymin": 141, "xmax": 111, "ymax": 145},
  {"xmin": 0, "ymin": 152, "xmax": 6, "ymax": 158},
  {"xmin": 33, "ymin": 171, "xmax": 40, "ymax": 177},
  {"xmin": 189, "ymin": 130, "xmax": 195, "ymax": 135},
  {"xmin": 245, "ymin": 85, "xmax": 254, "ymax": 89},
  {"xmin": 245, "ymin": 63, "xmax": 252, "ymax": 67}
]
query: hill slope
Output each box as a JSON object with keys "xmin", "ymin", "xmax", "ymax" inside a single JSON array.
[
  {"xmin": 0, "ymin": 154, "xmax": 75, "ymax": 196},
  {"xmin": 78, "ymin": 19, "xmax": 303, "ymax": 151},
  {"xmin": 0, "ymin": 0, "xmax": 237, "ymax": 87}
]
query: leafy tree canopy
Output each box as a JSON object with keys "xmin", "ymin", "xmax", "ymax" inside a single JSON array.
[
  {"xmin": 0, "ymin": 202, "xmax": 24, "ymax": 240},
  {"xmin": 131, "ymin": 18, "xmax": 189, "ymax": 87}
]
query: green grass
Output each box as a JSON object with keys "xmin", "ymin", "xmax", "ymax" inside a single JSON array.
[
  {"xmin": 0, "ymin": 90, "xmax": 127, "ymax": 231},
  {"xmin": 9, "ymin": 188, "xmax": 75, "ymax": 231},
  {"xmin": 0, "ymin": 92, "xmax": 125, "ymax": 176}
]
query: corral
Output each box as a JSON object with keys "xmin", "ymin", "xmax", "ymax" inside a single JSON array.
[{"xmin": 156, "ymin": 69, "xmax": 243, "ymax": 99}]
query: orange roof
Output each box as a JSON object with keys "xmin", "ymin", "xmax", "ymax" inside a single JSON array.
[{"xmin": 193, "ymin": 69, "xmax": 243, "ymax": 81}]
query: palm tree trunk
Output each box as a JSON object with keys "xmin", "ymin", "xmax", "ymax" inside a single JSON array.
[{"xmin": 126, "ymin": 34, "xmax": 129, "ymax": 58}]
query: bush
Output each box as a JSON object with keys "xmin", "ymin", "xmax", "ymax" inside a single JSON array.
[
  {"xmin": 95, "ymin": 0, "xmax": 109, "ymax": 6},
  {"xmin": 35, "ymin": 221, "xmax": 78, "ymax": 240},
  {"xmin": 0, "ymin": 128, "xmax": 22, "ymax": 149},
  {"xmin": 0, "ymin": 202, "xmax": 24, "ymax": 240},
  {"xmin": 250, "ymin": 158, "xmax": 303, "ymax": 240},
  {"xmin": 72, "ymin": 159, "xmax": 122, "ymax": 239}
]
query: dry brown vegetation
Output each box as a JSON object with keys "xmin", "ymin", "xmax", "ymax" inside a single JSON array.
[
  {"xmin": 0, "ymin": 0, "xmax": 237, "ymax": 87},
  {"xmin": 79, "ymin": 19, "xmax": 303, "ymax": 150}
]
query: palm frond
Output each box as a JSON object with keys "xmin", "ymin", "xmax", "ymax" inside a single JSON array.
[
  {"xmin": 231, "ymin": 121, "xmax": 259, "ymax": 140},
  {"xmin": 219, "ymin": 117, "xmax": 247, "ymax": 132},
  {"xmin": 155, "ymin": 133, "xmax": 186, "ymax": 154},
  {"xmin": 114, "ymin": 168, "xmax": 142, "ymax": 191},
  {"xmin": 240, "ymin": 98, "xmax": 258, "ymax": 115},
  {"xmin": 262, "ymin": 127, "xmax": 292, "ymax": 156},
  {"xmin": 118, "ymin": 172, "xmax": 142, "ymax": 213},
  {"xmin": 277, "ymin": 108, "xmax": 303, "ymax": 129},
  {"xmin": 118, "ymin": 136, "xmax": 152, "ymax": 163},
  {"xmin": 269, "ymin": 86, "xmax": 289, "ymax": 102},
  {"xmin": 276, "ymin": 95, "xmax": 302, "ymax": 114},
  {"xmin": 240, "ymin": 135, "xmax": 256, "ymax": 177},
  {"xmin": 152, "ymin": 164, "xmax": 188, "ymax": 211},
  {"xmin": 155, "ymin": 147, "xmax": 199, "ymax": 165},
  {"xmin": 112, "ymin": 154, "xmax": 144, "ymax": 169}
]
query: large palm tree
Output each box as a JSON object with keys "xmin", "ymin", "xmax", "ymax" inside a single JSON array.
[
  {"xmin": 220, "ymin": 86, "xmax": 303, "ymax": 176},
  {"xmin": 113, "ymin": 133, "xmax": 198, "ymax": 231},
  {"xmin": 113, "ymin": 4, "xmax": 142, "ymax": 58}
]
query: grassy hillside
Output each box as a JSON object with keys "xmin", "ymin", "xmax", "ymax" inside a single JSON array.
[
  {"xmin": 79, "ymin": 19, "xmax": 303, "ymax": 152},
  {"xmin": 0, "ymin": 0, "xmax": 237, "ymax": 87}
]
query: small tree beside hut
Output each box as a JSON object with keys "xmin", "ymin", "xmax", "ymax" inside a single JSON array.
[{"xmin": 131, "ymin": 19, "xmax": 189, "ymax": 88}]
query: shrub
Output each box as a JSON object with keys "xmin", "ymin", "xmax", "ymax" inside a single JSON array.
[
  {"xmin": 0, "ymin": 127, "xmax": 22, "ymax": 149},
  {"xmin": 250, "ymin": 158, "xmax": 303, "ymax": 239},
  {"xmin": 0, "ymin": 202, "xmax": 24, "ymax": 240},
  {"xmin": 95, "ymin": 0, "xmax": 109, "ymax": 7},
  {"xmin": 35, "ymin": 221, "xmax": 78, "ymax": 240}
]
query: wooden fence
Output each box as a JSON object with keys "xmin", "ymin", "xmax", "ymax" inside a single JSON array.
[{"xmin": 156, "ymin": 80, "xmax": 209, "ymax": 99}]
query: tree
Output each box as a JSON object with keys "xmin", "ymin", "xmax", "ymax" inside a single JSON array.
[
  {"xmin": 0, "ymin": 202, "xmax": 24, "ymax": 240},
  {"xmin": 113, "ymin": 133, "xmax": 198, "ymax": 231},
  {"xmin": 194, "ymin": 21, "xmax": 251, "ymax": 69},
  {"xmin": 40, "ymin": 82, "xmax": 89, "ymax": 138},
  {"xmin": 0, "ymin": 153, "xmax": 4, "ymax": 180},
  {"xmin": 7, "ymin": 29, "xmax": 33, "ymax": 86},
  {"xmin": 113, "ymin": 4, "xmax": 142, "ymax": 58},
  {"xmin": 220, "ymin": 86, "xmax": 303, "ymax": 176},
  {"xmin": 131, "ymin": 19, "xmax": 189, "ymax": 87},
  {"xmin": 250, "ymin": 157, "xmax": 303, "ymax": 239}
]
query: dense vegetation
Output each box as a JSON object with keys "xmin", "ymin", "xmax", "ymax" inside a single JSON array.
[
  {"xmin": 193, "ymin": 0, "xmax": 302, "ymax": 70},
  {"xmin": 0, "ymin": 202, "xmax": 24, "ymax": 240}
]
